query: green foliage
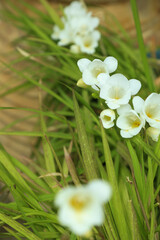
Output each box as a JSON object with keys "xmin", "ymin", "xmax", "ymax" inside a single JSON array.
[{"xmin": 0, "ymin": 0, "xmax": 159, "ymax": 239}]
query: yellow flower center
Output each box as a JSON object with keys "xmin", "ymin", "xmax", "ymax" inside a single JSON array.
[
  {"xmin": 132, "ymin": 120, "xmax": 140, "ymax": 128},
  {"xmin": 69, "ymin": 195, "xmax": 90, "ymax": 211},
  {"xmin": 93, "ymin": 67, "xmax": 106, "ymax": 78},
  {"xmin": 84, "ymin": 41, "xmax": 91, "ymax": 48},
  {"xmin": 103, "ymin": 115, "xmax": 111, "ymax": 122},
  {"xmin": 109, "ymin": 87, "xmax": 124, "ymax": 100},
  {"xmin": 146, "ymin": 112, "xmax": 152, "ymax": 118}
]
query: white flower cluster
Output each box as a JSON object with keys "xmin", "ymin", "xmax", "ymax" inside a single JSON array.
[
  {"xmin": 55, "ymin": 180, "xmax": 112, "ymax": 236},
  {"xmin": 51, "ymin": 1, "xmax": 100, "ymax": 54},
  {"xmin": 77, "ymin": 56, "xmax": 160, "ymax": 141}
]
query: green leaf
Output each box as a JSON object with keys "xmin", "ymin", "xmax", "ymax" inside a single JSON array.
[
  {"xmin": 147, "ymin": 158, "xmax": 155, "ymax": 239},
  {"xmin": 101, "ymin": 125, "xmax": 131, "ymax": 239},
  {"xmin": 0, "ymin": 131, "xmax": 71, "ymax": 139},
  {"xmin": 39, "ymin": 89, "xmax": 56, "ymax": 173},
  {"xmin": 0, "ymin": 146, "xmax": 37, "ymax": 200},
  {"xmin": 73, "ymin": 91, "xmax": 98, "ymax": 180},
  {"xmin": 130, "ymin": 0, "xmax": 155, "ymax": 92},
  {"xmin": 39, "ymin": 0, "xmax": 64, "ymax": 28},
  {"xmin": 133, "ymin": 136, "xmax": 160, "ymax": 164},
  {"xmin": 126, "ymin": 140, "xmax": 144, "ymax": 202},
  {"xmin": 0, "ymin": 213, "xmax": 41, "ymax": 240},
  {"xmin": 3, "ymin": 226, "xmax": 23, "ymax": 240},
  {"xmin": 64, "ymin": 146, "xmax": 80, "ymax": 185}
]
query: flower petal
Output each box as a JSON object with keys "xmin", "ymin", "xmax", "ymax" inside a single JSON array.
[
  {"xmin": 82, "ymin": 204, "xmax": 104, "ymax": 226},
  {"xmin": 107, "ymin": 101, "xmax": 120, "ymax": 109},
  {"xmin": 97, "ymin": 73, "xmax": 110, "ymax": 87},
  {"xmin": 69, "ymin": 221, "xmax": 92, "ymax": 236},
  {"xmin": 54, "ymin": 187, "xmax": 74, "ymax": 207},
  {"xmin": 116, "ymin": 114, "xmax": 132, "ymax": 129},
  {"xmin": 129, "ymin": 79, "xmax": 141, "ymax": 95},
  {"xmin": 133, "ymin": 96, "xmax": 144, "ymax": 113},
  {"xmin": 120, "ymin": 130, "xmax": 133, "ymax": 138},
  {"xmin": 87, "ymin": 180, "xmax": 112, "ymax": 203},
  {"xmin": 146, "ymin": 127, "xmax": 160, "ymax": 142},
  {"xmin": 145, "ymin": 93, "xmax": 160, "ymax": 108},
  {"xmin": 77, "ymin": 58, "xmax": 91, "ymax": 72},
  {"xmin": 117, "ymin": 104, "xmax": 132, "ymax": 115},
  {"xmin": 103, "ymin": 56, "xmax": 118, "ymax": 73}
]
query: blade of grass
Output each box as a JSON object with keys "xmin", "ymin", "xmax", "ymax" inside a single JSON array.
[
  {"xmin": 130, "ymin": 0, "xmax": 155, "ymax": 92},
  {"xmin": 148, "ymin": 157, "xmax": 156, "ymax": 240},
  {"xmin": 101, "ymin": 125, "xmax": 131, "ymax": 239},
  {"xmin": 39, "ymin": 0, "xmax": 63, "ymax": 28},
  {"xmin": 133, "ymin": 136, "xmax": 160, "ymax": 164},
  {"xmin": 73, "ymin": 91, "xmax": 98, "ymax": 180},
  {"xmin": 0, "ymin": 213, "xmax": 41, "ymax": 240},
  {"xmin": 39, "ymin": 81, "xmax": 56, "ymax": 173},
  {"xmin": 126, "ymin": 140, "xmax": 144, "ymax": 203},
  {"xmin": 0, "ymin": 131, "xmax": 71, "ymax": 139},
  {"xmin": 3, "ymin": 226, "xmax": 23, "ymax": 240},
  {"xmin": 64, "ymin": 147, "xmax": 80, "ymax": 185}
]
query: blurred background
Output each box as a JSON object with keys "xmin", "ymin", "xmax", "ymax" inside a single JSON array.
[{"xmin": 0, "ymin": 0, "xmax": 160, "ymax": 159}]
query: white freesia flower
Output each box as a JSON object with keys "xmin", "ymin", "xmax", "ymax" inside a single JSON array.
[
  {"xmin": 100, "ymin": 109, "xmax": 115, "ymax": 129},
  {"xmin": 99, "ymin": 73, "xmax": 141, "ymax": 109},
  {"xmin": 146, "ymin": 127, "xmax": 160, "ymax": 142},
  {"xmin": 57, "ymin": 23, "xmax": 75, "ymax": 46},
  {"xmin": 116, "ymin": 109, "xmax": 145, "ymax": 138},
  {"xmin": 70, "ymin": 13, "xmax": 99, "ymax": 37},
  {"xmin": 51, "ymin": 1, "xmax": 100, "ymax": 54},
  {"xmin": 74, "ymin": 31, "xmax": 100, "ymax": 54},
  {"xmin": 55, "ymin": 180, "xmax": 112, "ymax": 235},
  {"xmin": 64, "ymin": 1, "xmax": 87, "ymax": 18},
  {"xmin": 133, "ymin": 93, "xmax": 160, "ymax": 129},
  {"xmin": 77, "ymin": 56, "xmax": 118, "ymax": 89}
]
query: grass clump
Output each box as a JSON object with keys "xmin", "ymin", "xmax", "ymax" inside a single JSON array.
[{"xmin": 0, "ymin": 0, "xmax": 160, "ymax": 239}]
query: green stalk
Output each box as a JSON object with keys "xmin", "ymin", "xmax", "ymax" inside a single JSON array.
[{"xmin": 130, "ymin": 0, "xmax": 155, "ymax": 92}]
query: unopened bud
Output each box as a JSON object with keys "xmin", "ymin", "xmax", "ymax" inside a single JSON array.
[
  {"xmin": 77, "ymin": 78, "xmax": 88, "ymax": 88},
  {"xmin": 70, "ymin": 44, "xmax": 80, "ymax": 54}
]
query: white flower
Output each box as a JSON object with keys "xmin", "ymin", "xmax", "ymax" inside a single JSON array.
[
  {"xmin": 133, "ymin": 93, "xmax": 160, "ymax": 129},
  {"xmin": 77, "ymin": 56, "xmax": 118, "ymax": 89},
  {"xmin": 51, "ymin": 25, "xmax": 61, "ymax": 40},
  {"xmin": 99, "ymin": 73, "xmax": 141, "ymax": 109},
  {"xmin": 57, "ymin": 23, "xmax": 75, "ymax": 46},
  {"xmin": 100, "ymin": 109, "xmax": 115, "ymax": 129},
  {"xmin": 116, "ymin": 109, "xmax": 145, "ymax": 138},
  {"xmin": 74, "ymin": 31, "xmax": 100, "ymax": 54},
  {"xmin": 70, "ymin": 13, "xmax": 99, "ymax": 36},
  {"xmin": 51, "ymin": 1, "xmax": 100, "ymax": 54},
  {"xmin": 55, "ymin": 180, "xmax": 112, "ymax": 236},
  {"xmin": 146, "ymin": 127, "xmax": 160, "ymax": 142},
  {"xmin": 64, "ymin": 1, "xmax": 87, "ymax": 19}
]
